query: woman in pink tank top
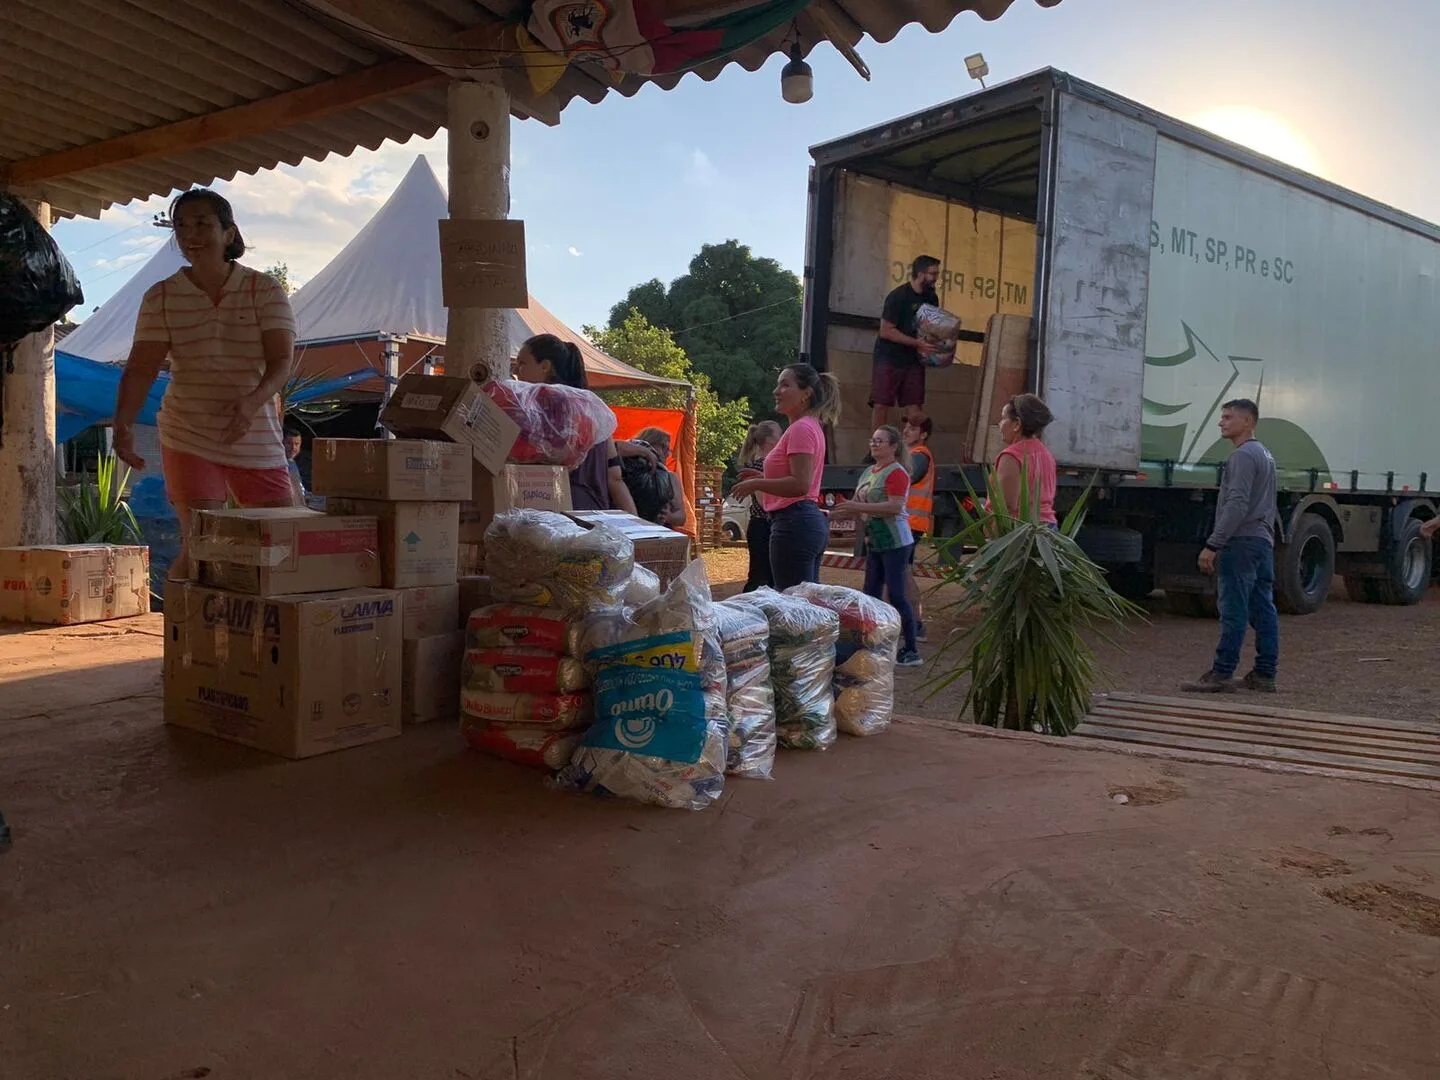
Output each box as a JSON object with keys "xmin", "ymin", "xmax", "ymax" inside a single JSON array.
[{"xmin": 995, "ymin": 393, "xmax": 1058, "ymax": 526}]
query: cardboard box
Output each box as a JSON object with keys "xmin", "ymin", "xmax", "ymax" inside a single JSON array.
[
  {"xmin": 459, "ymin": 464, "xmax": 572, "ymax": 543},
  {"xmin": 457, "ymin": 575, "xmax": 493, "ymax": 627},
  {"xmin": 0, "ymin": 545, "xmax": 150, "ymax": 625},
  {"xmin": 402, "ymin": 631, "xmax": 465, "ymax": 725},
  {"xmin": 379, "ymin": 374, "xmax": 520, "ymax": 476},
  {"xmin": 192, "ymin": 508, "xmax": 380, "ymax": 597},
  {"xmin": 566, "ymin": 511, "xmax": 692, "ymax": 589},
  {"xmin": 163, "ymin": 582, "xmax": 402, "ymax": 758},
  {"xmin": 326, "ymin": 498, "xmax": 459, "ymax": 589},
  {"xmin": 310, "ymin": 438, "xmax": 472, "ymax": 501},
  {"xmin": 399, "ymin": 583, "xmax": 460, "ymax": 639},
  {"xmin": 458, "ymin": 543, "xmax": 485, "ymax": 576}
]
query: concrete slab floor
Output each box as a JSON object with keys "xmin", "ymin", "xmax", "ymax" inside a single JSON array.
[{"xmin": 2, "ymin": 619, "xmax": 1439, "ymax": 1080}]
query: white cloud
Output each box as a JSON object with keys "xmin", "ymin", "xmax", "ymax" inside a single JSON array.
[
  {"xmin": 685, "ymin": 148, "xmax": 721, "ymax": 189},
  {"xmin": 568, "ymin": 245, "xmax": 583, "ymax": 257}
]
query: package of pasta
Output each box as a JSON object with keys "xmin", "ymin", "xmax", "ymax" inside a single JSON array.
[
  {"xmin": 463, "ymin": 647, "xmax": 589, "ymax": 694},
  {"xmin": 465, "ymin": 603, "xmax": 584, "ymax": 655},
  {"xmin": 459, "ymin": 689, "xmax": 592, "ymax": 731},
  {"xmin": 786, "ymin": 582, "xmax": 899, "ymax": 736},
  {"xmin": 713, "ymin": 599, "xmax": 776, "ymax": 779},
  {"xmin": 485, "ymin": 509, "xmax": 634, "ymax": 613},
  {"xmin": 559, "ymin": 561, "xmax": 727, "ymax": 810},
  {"xmin": 726, "ymin": 588, "xmax": 838, "ymax": 750},
  {"xmin": 460, "ymin": 717, "xmax": 587, "ymax": 771}
]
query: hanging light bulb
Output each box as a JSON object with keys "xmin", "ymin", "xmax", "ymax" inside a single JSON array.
[{"xmin": 780, "ymin": 42, "xmax": 813, "ymax": 104}]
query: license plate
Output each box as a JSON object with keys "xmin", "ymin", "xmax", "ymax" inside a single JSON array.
[{"xmin": 829, "ymin": 519, "xmax": 855, "ymax": 535}]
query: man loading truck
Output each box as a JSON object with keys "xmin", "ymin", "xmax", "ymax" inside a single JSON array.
[{"xmin": 871, "ymin": 255, "xmax": 941, "ymax": 432}]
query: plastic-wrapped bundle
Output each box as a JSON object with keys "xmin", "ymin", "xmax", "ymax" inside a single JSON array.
[
  {"xmin": 917, "ymin": 303, "xmax": 961, "ymax": 368},
  {"xmin": 459, "ymin": 689, "xmax": 592, "ymax": 730},
  {"xmin": 713, "ymin": 599, "xmax": 776, "ymax": 779},
  {"xmin": 786, "ymin": 582, "xmax": 900, "ymax": 736},
  {"xmin": 485, "ymin": 510, "xmax": 633, "ymax": 613},
  {"xmin": 622, "ymin": 564, "xmax": 662, "ymax": 607},
  {"xmin": 466, "ymin": 604, "xmax": 583, "ymax": 655},
  {"xmin": 463, "ymin": 647, "xmax": 589, "ymax": 694},
  {"xmin": 559, "ymin": 561, "xmax": 727, "ymax": 810},
  {"xmin": 460, "ymin": 717, "xmax": 586, "ymax": 770},
  {"xmin": 726, "ymin": 588, "xmax": 838, "ymax": 750},
  {"xmin": 481, "ymin": 379, "xmax": 618, "ymax": 469}
]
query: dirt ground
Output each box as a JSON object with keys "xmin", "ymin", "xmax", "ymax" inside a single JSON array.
[{"xmin": 702, "ymin": 547, "xmax": 1440, "ymax": 727}]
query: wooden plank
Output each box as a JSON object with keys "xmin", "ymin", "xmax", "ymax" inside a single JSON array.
[
  {"xmin": 1101, "ymin": 692, "xmax": 1440, "ymax": 734},
  {"xmin": 1092, "ymin": 703, "xmax": 1440, "ymax": 748},
  {"xmin": 1075, "ymin": 722, "xmax": 1440, "ymax": 782},
  {"xmin": 3, "ymin": 59, "xmax": 444, "ymax": 186}
]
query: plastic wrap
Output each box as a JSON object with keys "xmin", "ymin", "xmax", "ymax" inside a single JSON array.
[
  {"xmin": 0, "ymin": 194, "xmax": 84, "ymax": 347},
  {"xmin": 786, "ymin": 582, "xmax": 900, "ymax": 736},
  {"xmin": 463, "ymin": 647, "xmax": 589, "ymax": 694},
  {"xmin": 726, "ymin": 588, "xmax": 838, "ymax": 750},
  {"xmin": 481, "ymin": 379, "xmax": 618, "ymax": 468},
  {"xmin": 713, "ymin": 599, "xmax": 776, "ymax": 779},
  {"xmin": 460, "ymin": 717, "xmax": 586, "ymax": 770},
  {"xmin": 459, "ymin": 689, "xmax": 592, "ymax": 730},
  {"xmin": 485, "ymin": 510, "xmax": 634, "ymax": 613},
  {"xmin": 917, "ymin": 303, "xmax": 961, "ymax": 368},
  {"xmin": 622, "ymin": 564, "xmax": 662, "ymax": 607},
  {"xmin": 466, "ymin": 603, "xmax": 583, "ymax": 655},
  {"xmin": 560, "ymin": 561, "xmax": 727, "ymax": 810}
]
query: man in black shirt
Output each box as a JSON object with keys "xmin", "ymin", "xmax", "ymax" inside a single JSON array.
[{"xmin": 871, "ymin": 254, "xmax": 941, "ymax": 431}]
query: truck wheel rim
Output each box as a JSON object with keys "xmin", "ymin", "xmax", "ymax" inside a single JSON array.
[{"xmin": 1402, "ymin": 537, "xmax": 1429, "ymax": 591}]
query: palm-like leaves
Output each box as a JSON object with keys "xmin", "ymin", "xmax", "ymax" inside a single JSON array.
[
  {"xmin": 927, "ymin": 461, "xmax": 1140, "ymax": 735},
  {"xmin": 57, "ymin": 453, "xmax": 142, "ymax": 545}
]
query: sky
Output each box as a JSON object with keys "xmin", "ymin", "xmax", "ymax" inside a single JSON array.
[{"xmin": 51, "ymin": 0, "xmax": 1440, "ymax": 337}]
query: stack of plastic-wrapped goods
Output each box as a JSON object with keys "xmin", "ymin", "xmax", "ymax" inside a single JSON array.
[
  {"xmin": 713, "ymin": 599, "xmax": 776, "ymax": 778},
  {"xmin": 460, "ymin": 509, "xmax": 644, "ymax": 769},
  {"xmin": 786, "ymin": 582, "xmax": 900, "ymax": 736},
  {"xmin": 726, "ymin": 587, "xmax": 839, "ymax": 751}
]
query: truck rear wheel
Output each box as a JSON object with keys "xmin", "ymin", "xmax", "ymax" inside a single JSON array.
[
  {"xmin": 1275, "ymin": 514, "xmax": 1334, "ymax": 615},
  {"xmin": 1349, "ymin": 516, "xmax": 1432, "ymax": 606}
]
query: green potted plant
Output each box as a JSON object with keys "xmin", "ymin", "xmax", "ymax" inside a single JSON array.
[{"xmin": 56, "ymin": 452, "xmax": 142, "ymax": 545}]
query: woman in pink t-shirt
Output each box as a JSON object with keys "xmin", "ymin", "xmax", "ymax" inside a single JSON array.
[
  {"xmin": 730, "ymin": 364, "xmax": 841, "ymax": 589},
  {"xmin": 995, "ymin": 393, "xmax": 1058, "ymax": 527}
]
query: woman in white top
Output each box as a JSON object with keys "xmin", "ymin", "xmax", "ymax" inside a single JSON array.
[{"xmin": 113, "ymin": 189, "xmax": 297, "ymax": 579}]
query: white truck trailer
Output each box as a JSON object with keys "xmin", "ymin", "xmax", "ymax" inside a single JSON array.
[{"xmin": 803, "ymin": 69, "xmax": 1440, "ymax": 614}]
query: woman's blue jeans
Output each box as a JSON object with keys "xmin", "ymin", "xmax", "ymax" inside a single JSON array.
[
  {"xmin": 768, "ymin": 501, "xmax": 828, "ymax": 590},
  {"xmin": 864, "ymin": 544, "xmax": 917, "ymax": 652}
]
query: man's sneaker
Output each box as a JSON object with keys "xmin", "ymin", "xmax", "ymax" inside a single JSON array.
[
  {"xmin": 897, "ymin": 648, "xmax": 924, "ymax": 668},
  {"xmin": 915, "ymin": 621, "xmax": 928, "ymax": 643},
  {"xmin": 1242, "ymin": 670, "xmax": 1277, "ymax": 693},
  {"xmin": 1180, "ymin": 670, "xmax": 1236, "ymax": 693}
]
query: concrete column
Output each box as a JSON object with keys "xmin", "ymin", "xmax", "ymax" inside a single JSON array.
[
  {"xmin": 446, "ymin": 77, "xmax": 512, "ymax": 383},
  {"xmin": 0, "ymin": 200, "xmax": 57, "ymax": 546}
]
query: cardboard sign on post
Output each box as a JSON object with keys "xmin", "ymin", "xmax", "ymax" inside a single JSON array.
[{"xmin": 439, "ymin": 219, "xmax": 529, "ymax": 310}]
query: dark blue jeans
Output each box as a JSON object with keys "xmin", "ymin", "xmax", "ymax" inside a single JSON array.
[
  {"xmin": 769, "ymin": 501, "xmax": 828, "ymax": 590},
  {"xmin": 864, "ymin": 544, "xmax": 917, "ymax": 652},
  {"xmin": 1213, "ymin": 537, "xmax": 1280, "ymax": 678}
]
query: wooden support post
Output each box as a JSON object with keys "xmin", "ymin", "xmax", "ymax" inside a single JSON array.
[
  {"xmin": 446, "ymin": 78, "xmax": 512, "ymax": 384},
  {"xmin": 0, "ymin": 201, "xmax": 57, "ymax": 546}
]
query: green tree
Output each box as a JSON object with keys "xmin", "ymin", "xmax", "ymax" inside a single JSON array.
[
  {"xmin": 263, "ymin": 262, "xmax": 293, "ymax": 295},
  {"xmin": 607, "ymin": 240, "xmax": 801, "ymax": 414},
  {"xmin": 586, "ymin": 312, "xmax": 752, "ymax": 468}
]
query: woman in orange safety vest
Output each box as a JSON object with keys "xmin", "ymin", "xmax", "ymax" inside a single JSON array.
[{"xmin": 903, "ymin": 416, "xmax": 934, "ymax": 641}]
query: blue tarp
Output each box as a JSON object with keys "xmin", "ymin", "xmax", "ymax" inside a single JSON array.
[{"xmin": 54, "ymin": 350, "xmax": 377, "ymax": 442}]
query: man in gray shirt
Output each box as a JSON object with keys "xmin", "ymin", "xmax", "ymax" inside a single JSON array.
[{"xmin": 1182, "ymin": 398, "xmax": 1280, "ymax": 693}]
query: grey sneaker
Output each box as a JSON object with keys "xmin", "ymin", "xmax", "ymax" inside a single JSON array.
[
  {"xmin": 1242, "ymin": 670, "xmax": 1277, "ymax": 693},
  {"xmin": 1180, "ymin": 670, "xmax": 1237, "ymax": 693},
  {"xmin": 896, "ymin": 648, "xmax": 924, "ymax": 668},
  {"xmin": 915, "ymin": 621, "xmax": 928, "ymax": 643}
]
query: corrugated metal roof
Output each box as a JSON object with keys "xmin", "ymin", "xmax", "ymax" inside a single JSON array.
[{"xmin": 0, "ymin": 0, "xmax": 1059, "ymax": 217}]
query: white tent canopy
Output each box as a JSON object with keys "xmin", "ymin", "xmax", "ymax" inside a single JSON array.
[{"xmin": 61, "ymin": 235, "xmax": 188, "ymax": 363}]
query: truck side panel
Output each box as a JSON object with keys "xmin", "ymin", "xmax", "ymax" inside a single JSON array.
[
  {"xmin": 1041, "ymin": 94, "xmax": 1157, "ymax": 471},
  {"xmin": 1142, "ymin": 135, "xmax": 1440, "ymax": 491}
]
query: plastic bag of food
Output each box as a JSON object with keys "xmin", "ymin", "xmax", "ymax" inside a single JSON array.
[
  {"xmin": 460, "ymin": 689, "xmax": 592, "ymax": 730},
  {"xmin": 726, "ymin": 588, "xmax": 838, "ymax": 750},
  {"xmin": 713, "ymin": 599, "xmax": 776, "ymax": 779},
  {"xmin": 622, "ymin": 563, "xmax": 662, "ymax": 607},
  {"xmin": 786, "ymin": 582, "xmax": 899, "ymax": 736},
  {"xmin": 463, "ymin": 647, "xmax": 589, "ymax": 694},
  {"xmin": 560, "ymin": 561, "xmax": 727, "ymax": 810},
  {"xmin": 0, "ymin": 195, "xmax": 84, "ymax": 347},
  {"xmin": 466, "ymin": 603, "xmax": 583, "ymax": 655},
  {"xmin": 485, "ymin": 510, "xmax": 634, "ymax": 613},
  {"xmin": 916, "ymin": 303, "xmax": 961, "ymax": 368},
  {"xmin": 461, "ymin": 717, "xmax": 586, "ymax": 770},
  {"xmin": 481, "ymin": 379, "xmax": 618, "ymax": 468}
]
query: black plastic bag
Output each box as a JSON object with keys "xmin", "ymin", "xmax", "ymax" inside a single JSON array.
[
  {"xmin": 621, "ymin": 455, "xmax": 676, "ymax": 524},
  {"xmin": 0, "ymin": 193, "xmax": 84, "ymax": 348}
]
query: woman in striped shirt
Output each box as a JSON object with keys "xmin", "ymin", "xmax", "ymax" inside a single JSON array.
[{"xmin": 113, "ymin": 189, "xmax": 297, "ymax": 579}]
